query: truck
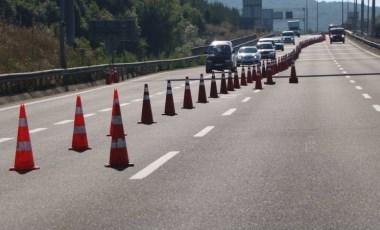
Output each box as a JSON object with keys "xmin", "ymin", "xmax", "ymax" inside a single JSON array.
[{"xmin": 288, "ymin": 20, "xmax": 301, "ymax": 37}]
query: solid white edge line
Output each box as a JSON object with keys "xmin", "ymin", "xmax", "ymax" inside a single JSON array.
[
  {"xmin": 29, "ymin": 128, "xmax": 48, "ymax": 133},
  {"xmin": 362, "ymin": 94, "xmax": 371, "ymax": 99},
  {"xmin": 194, "ymin": 126, "xmax": 215, "ymax": 137},
  {"xmin": 0, "ymin": 138, "xmax": 13, "ymax": 143},
  {"xmin": 130, "ymin": 151, "xmax": 180, "ymax": 180},
  {"xmin": 372, "ymin": 105, "xmax": 380, "ymax": 112},
  {"xmin": 222, "ymin": 108, "xmax": 237, "ymax": 116},
  {"xmin": 241, "ymin": 97, "xmax": 251, "ymax": 103}
]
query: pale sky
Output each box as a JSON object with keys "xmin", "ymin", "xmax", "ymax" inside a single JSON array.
[{"xmin": 320, "ymin": 0, "xmax": 380, "ymax": 6}]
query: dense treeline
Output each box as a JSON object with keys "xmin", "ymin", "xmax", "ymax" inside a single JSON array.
[{"xmin": 0, "ymin": 0, "xmax": 240, "ymax": 59}]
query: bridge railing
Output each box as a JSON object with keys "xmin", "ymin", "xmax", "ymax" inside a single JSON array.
[
  {"xmin": 346, "ymin": 31, "xmax": 380, "ymax": 50},
  {"xmin": 0, "ymin": 34, "xmax": 262, "ymax": 96}
]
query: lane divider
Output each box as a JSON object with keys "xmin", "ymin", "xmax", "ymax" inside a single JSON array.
[
  {"xmin": 241, "ymin": 97, "xmax": 251, "ymax": 103},
  {"xmin": 0, "ymin": 138, "xmax": 13, "ymax": 143},
  {"xmin": 84, "ymin": 113, "xmax": 96, "ymax": 118},
  {"xmin": 29, "ymin": 128, "xmax": 48, "ymax": 134},
  {"xmin": 130, "ymin": 151, "xmax": 180, "ymax": 180},
  {"xmin": 194, "ymin": 126, "xmax": 214, "ymax": 137},
  {"xmin": 372, "ymin": 105, "xmax": 380, "ymax": 112},
  {"xmin": 362, "ymin": 94, "xmax": 371, "ymax": 99},
  {"xmin": 54, "ymin": 120, "xmax": 73, "ymax": 125},
  {"xmin": 222, "ymin": 108, "xmax": 237, "ymax": 116}
]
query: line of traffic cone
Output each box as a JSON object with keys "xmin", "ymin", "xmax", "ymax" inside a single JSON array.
[
  {"xmin": 209, "ymin": 72, "xmax": 219, "ymax": 98},
  {"xmin": 106, "ymin": 88, "xmax": 134, "ymax": 168},
  {"xmin": 227, "ymin": 71, "xmax": 235, "ymax": 91},
  {"xmin": 197, "ymin": 74, "xmax": 208, "ymax": 103},
  {"xmin": 10, "ymin": 104, "xmax": 40, "ymax": 171},
  {"xmin": 69, "ymin": 95, "xmax": 91, "ymax": 152},
  {"xmin": 163, "ymin": 80, "xmax": 177, "ymax": 116},
  {"xmin": 233, "ymin": 71, "xmax": 240, "ymax": 89},
  {"xmin": 183, "ymin": 76, "xmax": 195, "ymax": 109},
  {"xmin": 240, "ymin": 67, "xmax": 247, "ymax": 86},
  {"xmin": 139, "ymin": 84, "xmax": 155, "ymax": 124},
  {"xmin": 220, "ymin": 72, "xmax": 228, "ymax": 94},
  {"xmin": 289, "ymin": 62, "xmax": 299, "ymax": 84},
  {"xmin": 247, "ymin": 66, "xmax": 253, "ymax": 83}
]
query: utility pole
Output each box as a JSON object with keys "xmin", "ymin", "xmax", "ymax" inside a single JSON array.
[
  {"xmin": 372, "ymin": 0, "xmax": 375, "ymax": 37},
  {"xmin": 361, "ymin": 0, "xmax": 364, "ymax": 34},
  {"xmin": 59, "ymin": 0, "xmax": 67, "ymax": 69},
  {"xmin": 317, "ymin": 0, "xmax": 319, "ymax": 32},
  {"xmin": 367, "ymin": 0, "xmax": 370, "ymax": 33},
  {"xmin": 342, "ymin": 0, "xmax": 344, "ymax": 26}
]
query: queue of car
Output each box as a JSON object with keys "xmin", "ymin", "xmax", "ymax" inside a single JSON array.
[{"xmin": 205, "ymin": 31, "xmax": 297, "ymax": 72}]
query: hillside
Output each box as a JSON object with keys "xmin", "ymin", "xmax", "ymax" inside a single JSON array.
[{"xmin": 212, "ymin": 0, "xmax": 380, "ymax": 31}]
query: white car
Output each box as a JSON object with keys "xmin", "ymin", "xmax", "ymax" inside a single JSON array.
[
  {"xmin": 281, "ymin": 31, "xmax": 295, "ymax": 45},
  {"xmin": 236, "ymin": 46, "xmax": 261, "ymax": 66},
  {"xmin": 256, "ymin": 42, "xmax": 276, "ymax": 60}
]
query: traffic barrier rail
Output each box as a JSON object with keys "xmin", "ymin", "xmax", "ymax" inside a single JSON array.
[{"xmin": 346, "ymin": 30, "xmax": 380, "ymax": 50}]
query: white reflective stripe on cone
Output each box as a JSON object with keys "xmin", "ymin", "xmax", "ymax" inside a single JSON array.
[
  {"xmin": 19, "ymin": 118, "xmax": 28, "ymax": 127},
  {"xmin": 185, "ymin": 85, "xmax": 190, "ymax": 90},
  {"xmin": 76, "ymin": 107, "xmax": 83, "ymax": 114},
  {"xmin": 167, "ymin": 90, "xmax": 172, "ymax": 94},
  {"xmin": 16, "ymin": 141, "xmax": 32, "ymax": 151},
  {"xmin": 144, "ymin": 95, "xmax": 150, "ymax": 100},
  {"xmin": 111, "ymin": 138, "xmax": 127, "ymax": 148},
  {"xmin": 113, "ymin": 99, "xmax": 119, "ymax": 104},
  {"xmin": 74, "ymin": 126, "xmax": 86, "ymax": 134},
  {"xmin": 112, "ymin": 116, "xmax": 123, "ymax": 125}
]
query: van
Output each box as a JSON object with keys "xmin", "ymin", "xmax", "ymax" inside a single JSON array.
[
  {"xmin": 329, "ymin": 27, "xmax": 345, "ymax": 44},
  {"xmin": 205, "ymin": 41, "xmax": 237, "ymax": 73},
  {"xmin": 281, "ymin": 31, "xmax": 295, "ymax": 45}
]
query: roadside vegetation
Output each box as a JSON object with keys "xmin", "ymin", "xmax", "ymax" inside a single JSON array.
[{"xmin": 0, "ymin": 0, "xmax": 255, "ymax": 74}]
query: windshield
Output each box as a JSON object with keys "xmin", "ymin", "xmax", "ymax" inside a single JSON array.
[
  {"xmin": 257, "ymin": 43, "xmax": 273, "ymax": 49},
  {"xmin": 207, "ymin": 45, "xmax": 231, "ymax": 54},
  {"xmin": 282, "ymin": 32, "xmax": 294, "ymax": 36},
  {"xmin": 331, "ymin": 29, "xmax": 344, "ymax": 35},
  {"xmin": 238, "ymin": 47, "xmax": 257, "ymax": 53}
]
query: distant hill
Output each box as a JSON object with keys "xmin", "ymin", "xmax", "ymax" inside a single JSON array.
[{"xmin": 210, "ymin": 0, "xmax": 380, "ymax": 31}]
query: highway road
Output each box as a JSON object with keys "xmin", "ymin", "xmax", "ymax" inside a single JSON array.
[{"xmin": 0, "ymin": 35, "xmax": 379, "ymax": 229}]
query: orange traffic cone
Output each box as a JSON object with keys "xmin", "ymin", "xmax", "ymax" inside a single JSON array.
[
  {"xmin": 264, "ymin": 67, "xmax": 276, "ymax": 85},
  {"xmin": 106, "ymin": 89, "xmax": 134, "ymax": 168},
  {"xmin": 289, "ymin": 62, "xmax": 299, "ymax": 84},
  {"xmin": 247, "ymin": 66, "xmax": 253, "ymax": 83},
  {"xmin": 261, "ymin": 62, "xmax": 267, "ymax": 78},
  {"xmin": 227, "ymin": 71, "xmax": 235, "ymax": 91},
  {"xmin": 252, "ymin": 66, "xmax": 257, "ymax": 81},
  {"xmin": 255, "ymin": 67, "xmax": 263, "ymax": 90},
  {"xmin": 209, "ymin": 72, "xmax": 219, "ymax": 98},
  {"xmin": 139, "ymin": 84, "xmax": 155, "ymax": 124},
  {"xmin": 10, "ymin": 104, "xmax": 40, "ymax": 171},
  {"xmin": 106, "ymin": 69, "xmax": 112, "ymax": 85},
  {"xmin": 182, "ymin": 76, "xmax": 195, "ymax": 109},
  {"xmin": 220, "ymin": 72, "xmax": 228, "ymax": 94},
  {"xmin": 163, "ymin": 80, "xmax": 177, "ymax": 116},
  {"xmin": 197, "ymin": 74, "xmax": 208, "ymax": 103},
  {"xmin": 112, "ymin": 68, "xmax": 119, "ymax": 83},
  {"xmin": 69, "ymin": 95, "xmax": 91, "ymax": 151},
  {"xmin": 240, "ymin": 67, "xmax": 247, "ymax": 86},
  {"xmin": 234, "ymin": 71, "xmax": 240, "ymax": 89}
]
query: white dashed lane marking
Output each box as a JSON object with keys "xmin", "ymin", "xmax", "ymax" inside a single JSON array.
[
  {"xmin": 84, "ymin": 113, "xmax": 96, "ymax": 118},
  {"xmin": 355, "ymin": 86, "xmax": 363, "ymax": 90},
  {"xmin": 373, "ymin": 105, "xmax": 380, "ymax": 112},
  {"xmin": 0, "ymin": 138, "xmax": 13, "ymax": 143},
  {"xmin": 29, "ymin": 128, "xmax": 48, "ymax": 134},
  {"xmin": 194, "ymin": 126, "xmax": 215, "ymax": 137},
  {"xmin": 222, "ymin": 108, "xmax": 237, "ymax": 116},
  {"xmin": 350, "ymin": 80, "xmax": 355, "ymax": 84},
  {"xmin": 132, "ymin": 99, "xmax": 143, "ymax": 102},
  {"xmin": 99, "ymin": 108, "xmax": 112, "ymax": 112},
  {"xmin": 242, "ymin": 97, "xmax": 251, "ymax": 103},
  {"xmin": 130, "ymin": 151, "xmax": 180, "ymax": 180},
  {"xmin": 362, "ymin": 94, "xmax": 371, "ymax": 99},
  {"xmin": 346, "ymin": 76, "xmax": 351, "ymax": 79},
  {"xmin": 54, "ymin": 120, "xmax": 73, "ymax": 125},
  {"xmin": 120, "ymin": 103, "xmax": 130, "ymax": 107}
]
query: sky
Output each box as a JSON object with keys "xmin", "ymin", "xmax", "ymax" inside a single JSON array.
[{"xmin": 321, "ymin": 0, "xmax": 380, "ymax": 6}]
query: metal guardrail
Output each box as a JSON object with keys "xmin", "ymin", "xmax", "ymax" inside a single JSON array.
[
  {"xmin": 0, "ymin": 34, "xmax": 261, "ymax": 97},
  {"xmin": 346, "ymin": 30, "xmax": 380, "ymax": 50}
]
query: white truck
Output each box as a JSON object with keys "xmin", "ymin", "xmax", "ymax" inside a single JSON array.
[{"xmin": 288, "ymin": 20, "xmax": 300, "ymax": 37}]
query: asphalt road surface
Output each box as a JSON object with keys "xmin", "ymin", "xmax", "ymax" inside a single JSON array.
[{"xmin": 0, "ymin": 35, "xmax": 379, "ymax": 229}]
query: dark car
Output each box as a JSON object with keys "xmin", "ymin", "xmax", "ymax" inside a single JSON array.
[
  {"xmin": 330, "ymin": 28, "xmax": 345, "ymax": 44},
  {"xmin": 205, "ymin": 41, "xmax": 237, "ymax": 73}
]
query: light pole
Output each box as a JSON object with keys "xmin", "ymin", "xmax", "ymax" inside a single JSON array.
[
  {"xmin": 59, "ymin": 0, "xmax": 67, "ymax": 69},
  {"xmin": 372, "ymin": 0, "xmax": 375, "ymax": 37},
  {"xmin": 316, "ymin": 0, "xmax": 319, "ymax": 32},
  {"xmin": 342, "ymin": 0, "xmax": 344, "ymax": 26}
]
